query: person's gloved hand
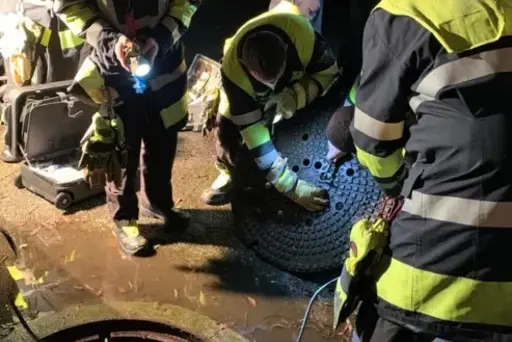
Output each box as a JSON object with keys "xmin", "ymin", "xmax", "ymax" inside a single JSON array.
[
  {"xmin": 264, "ymin": 87, "xmax": 297, "ymax": 123},
  {"xmin": 79, "ymin": 112, "xmax": 122, "ymax": 187},
  {"xmin": 326, "ymin": 141, "xmax": 348, "ymax": 163},
  {"xmin": 285, "ymin": 179, "xmax": 330, "ymax": 212},
  {"xmin": 267, "ymin": 156, "xmax": 329, "ymax": 212},
  {"xmin": 114, "ymin": 34, "xmax": 135, "ymax": 72},
  {"xmin": 142, "ymin": 37, "xmax": 159, "ymax": 65}
]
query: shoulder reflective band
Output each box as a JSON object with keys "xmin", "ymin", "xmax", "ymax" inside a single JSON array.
[
  {"xmin": 410, "ymin": 47, "xmax": 512, "ymax": 112},
  {"xmin": 353, "ymin": 107, "xmax": 404, "ymax": 141},
  {"xmin": 169, "ymin": 0, "xmax": 197, "ymax": 28},
  {"xmin": 403, "ymin": 191, "xmax": 512, "ymax": 228},
  {"xmin": 58, "ymin": 4, "xmax": 97, "ymax": 36}
]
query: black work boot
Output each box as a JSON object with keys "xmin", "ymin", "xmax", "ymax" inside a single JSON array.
[
  {"xmin": 113, "ymin": 220, "xmax": 149, "ymax": 255},
  {"xmin": 201, "ymin": 168, "xmax": 233, "ymax": 206},
  {"xmin": 140, "ymin": 206, "xmax": 190, "ymax": 231}
]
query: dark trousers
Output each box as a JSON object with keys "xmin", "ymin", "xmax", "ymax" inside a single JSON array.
[
  {"xmin": 353, "ymin": 303, "xmax": 452, "ymax": 342},
  {"xmin": 215, "ymin": 113, "xmax": 243, "ymax": 172},
  {"xmin": 105, "ymin": 95, "xmax": 180, "ymax": 222}
]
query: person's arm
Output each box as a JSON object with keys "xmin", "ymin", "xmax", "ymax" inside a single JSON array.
[
  {"xmin": 349, "ymin": 10, "xmax": 428, "ymax": 196},
  {"xmin": 150, "ymin": 0, "xmax": 198, "ymax": 54},
  {"xmin": 54, "ymin": 1, "xmax": 116, "ymax": 51},
  {"xmin": 291, "ymin": 31, "xmax": 339, "ymax": 111},
  {"xmin": 221, "ymin": 73, "xmax": 279, "ymax": 173}
]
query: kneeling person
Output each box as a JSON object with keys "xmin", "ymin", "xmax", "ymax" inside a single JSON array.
[{"xmin": 202, "ymin": 4, "xmax": 339, "ymax": 211}]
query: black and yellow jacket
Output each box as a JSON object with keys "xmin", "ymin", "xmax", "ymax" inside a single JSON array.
[
  {"xmin": 54, "ymin": 0, "xmax": 197, "ymax": 129},
  {"xmin": 348, "ymin": 0, "xmax": 512, "ymax": 340},
  {"xmin": 220, "ymin": 2, "xmax": 338, "ymax": 176},
  {"xmin": 1, "ymin": 1, "xmax": 84, "ymax": 84}
]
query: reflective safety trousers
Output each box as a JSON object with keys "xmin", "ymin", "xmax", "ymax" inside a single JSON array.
[{"xmin": 361, "ymin": 0, "xmax": 512, "ymax": 340}]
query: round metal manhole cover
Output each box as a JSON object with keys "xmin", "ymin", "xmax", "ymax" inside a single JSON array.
[
  {"xmin": 40, "ymin": 319, "xmax": 203, "ymax": 342},
  {"xmin": 232, "ymin": 104, "xmax": 384, "ymax": 273}
]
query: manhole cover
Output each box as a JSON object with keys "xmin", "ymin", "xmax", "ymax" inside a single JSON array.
[{"xmin": 232, "ymin": 104, "xmax": 383, "ymax": 273}]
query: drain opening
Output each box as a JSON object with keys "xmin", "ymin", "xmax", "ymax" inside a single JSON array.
[
  {"xmin": 335, "ymin": 202, "xmax": 344, "ymax": 210},
  {"xmin": 301, "ymin": 133, "xmax": 309, "ymax": 141},
  {"xmin": 303, "ymin": 159, "xmax": 310, "ymax": 166},
  {"xmin": 292, "ymin": 165, "xmax": 300, "ymax": 172},
  {"xmin": 314, "ymin": 161, "xmax": 322, "ymax": 169},
  {"xmin": 346, "ymin": 168, "xmax": 355, "ymax": 176}
]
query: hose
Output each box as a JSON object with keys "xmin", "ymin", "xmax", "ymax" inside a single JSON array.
[{"xmin": 295, "ymin": 277, "xmax": 338, "ymax": 342}]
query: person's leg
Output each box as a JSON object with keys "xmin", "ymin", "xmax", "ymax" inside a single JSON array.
[
  {"xmin": 105, "ymin": 99, "xmax": 148, "ymax": 255},
  {"xmin": 139, "ymin": 115, "xmax": 190, "ymax": 230},
  {"xmin": 201, "ymin": 113, "xmax": 242, "ymax": 205}
]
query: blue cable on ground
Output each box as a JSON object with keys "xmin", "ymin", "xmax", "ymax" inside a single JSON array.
[{"xmin": 296, "ymin": 277, "xmax": 338, "ymax": 342}]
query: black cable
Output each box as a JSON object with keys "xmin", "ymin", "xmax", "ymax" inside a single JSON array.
[
  {"xmin": 8, "ymin": 300, "xmax": 39, "ymax": 341},
  {"xmin": 296, "ymin": 277, "xmax": 338, "ymax": 342}
]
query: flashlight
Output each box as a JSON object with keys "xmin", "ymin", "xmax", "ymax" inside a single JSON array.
[{"xmin": 125, "ymin": 41, "xmax": 151, "ymax": 77}]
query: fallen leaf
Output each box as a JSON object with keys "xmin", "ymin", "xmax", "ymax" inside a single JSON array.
[
  {"xmin": 199, "ymin": 291, "xmax": 207, "ymax": 306},
  {"xmin": 247, "ymin": 296, "xmax": 257, "ymax": 307}
]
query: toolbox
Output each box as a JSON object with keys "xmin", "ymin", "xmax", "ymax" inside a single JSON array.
[{"xmin": 13, "ymin": 87, "xmax": 103, "ymax": 210}]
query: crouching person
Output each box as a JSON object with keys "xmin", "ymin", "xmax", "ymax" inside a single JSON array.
[{"xmin": 201, "ymin": 2, "xmax": 338, "ymax": 212}]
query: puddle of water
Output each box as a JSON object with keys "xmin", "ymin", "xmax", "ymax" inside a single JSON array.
[{"xmin": 1, "ymin": 228, "xmax": 340, "ymax": 342}]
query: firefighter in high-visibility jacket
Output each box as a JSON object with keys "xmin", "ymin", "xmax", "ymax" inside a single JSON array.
[
  {"xmin": 335, "ymin": 0, "xmax": 512, "ymax": 340},
  {"xmin": 54, "ymin": 0, "xmax": 197, "ymax": 255},
  {"xmin": 201, "ymin": 2, "xmax": 338, "ymax": 211},
  {"xmin": 0, "ymin": 0, "xmax": 84, "ymax": 162}
]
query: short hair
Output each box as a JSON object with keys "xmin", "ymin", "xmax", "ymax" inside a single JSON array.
[{"xmin": 240, "ymin": 31, "xmax": 287, "ymax": 81}]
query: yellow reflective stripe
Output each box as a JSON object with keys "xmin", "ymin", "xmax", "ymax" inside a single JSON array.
[
  {"xmin": 375, "ymin": 0, "xmax": 512, "ymax": 53},
  {"xmin": 169, "ymin": 0, "xmax": 197, "ymax": 28},
  {"xmin": 355, "ymin": 146, "xmax": 403, "ymax": 179},
  {"xmin": 353, "ymin": 107, "xmax": 404, "ymax": 141},
  {"xmin": 59, "ymin": 4, "xmax": 97, "ymax": 35},
  {"xmin": 376, "ymin": 255, "xmax": 512, "ymax": 326},
  {"xmin": 240, "ymin": 122, "xmax": 271, "ymax": 149},
  {"xmin": 7, "ymin": 266, "xmax": 24, "ymax": 281},
  {"xmin": 160, "ymin": 94, "xmax": 188, "ymax": 129},
  {"xmin": 149, "ymin": 60, "xmax": 186, "ymax": 91},
  {"xmin": 14, "ymin": 292, "xmax": 28, "ymax": 309},
  {"xmin": 231, "ymin": 109, "xmax": 263, "ymax": 126},
  {"xmin": 74, "ymin": 57, "xmax": 105, "ymax": 104},
  {"xmin": 59, "ymin": 29, "xmax": 84, "ymax": 50},
  {"xmin": 415, "ymin": 47, "xmax": 512, "ymax": 98},
  {"xmin": 311, "ymin": 64, "xmax": 339, "ymax": 93},
  {"xmin": 335, "ymin": 278, "xmax": 347, "ymax": 303},
  {"xmin": 274, "ymin": 167, "xmax": 295, "ymax": 193},
  {"xmin": 292, "ymin": 82, "xmax": 307, "ymax": 109},
  {"xmin": 41, "ymin": 28, "xmax": 51, "ymax": 47},
  {"xmin": 403, "ymin": 191, "xmax": 512, "ymax": 228}
]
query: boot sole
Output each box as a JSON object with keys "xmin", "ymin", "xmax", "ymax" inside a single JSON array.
[{"xmin": 111, "ymin": 230, "xmax": 149, "ymax": 256}]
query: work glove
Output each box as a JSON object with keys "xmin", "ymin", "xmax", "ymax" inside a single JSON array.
[
  {"xmin": 267, "ymin": 156, "xmax": 329, "ymax": 212},
  {"xmin": 332, "ymin": 196, "xmax": 404, "ymax": 329},
  {"xmin": 264, "ymin": 87, "xmax": 297, "ymax": 124},
  {"xmin": 79, "ymin": 112, "xmax": 127, "ymax": 188}
]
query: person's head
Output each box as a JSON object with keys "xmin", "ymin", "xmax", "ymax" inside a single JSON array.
[{"xmin": 240, "ymin": 31, "xmax": 287, "ymax": 85}]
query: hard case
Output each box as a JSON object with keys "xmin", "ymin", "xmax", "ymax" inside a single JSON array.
[{"xmin": 13, "ymin": 85, "xmax": 103, "ymax": 210}]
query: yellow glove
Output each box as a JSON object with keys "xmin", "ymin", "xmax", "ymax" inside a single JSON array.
[
  {"xmin": 285, "ymin": 179, "xmax": 330, "ymax": 212},
  {"xmin": 345, "ymin": 218, "xmax": 389, "ymax": 276},
  {"xmin": 264, "ymin": 87, "xmax": 297, "ymax": 122}
]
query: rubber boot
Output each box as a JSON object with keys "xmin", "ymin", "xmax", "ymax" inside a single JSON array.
[
  {"xmin": 113, "ymin": 220, "xmax": 149, "ymax": 255},
  {"xmin": 140, "ymin": 206, "xmax": 190, "ymax": 231},
  {"xmin": 201, "ymin": 166, "xmax": 233, "ymax": 206}
]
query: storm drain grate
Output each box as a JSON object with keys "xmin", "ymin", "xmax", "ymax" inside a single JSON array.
[{"xmin": 232, "ymin": 104, "xmax": 384, "ymax": 274}]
